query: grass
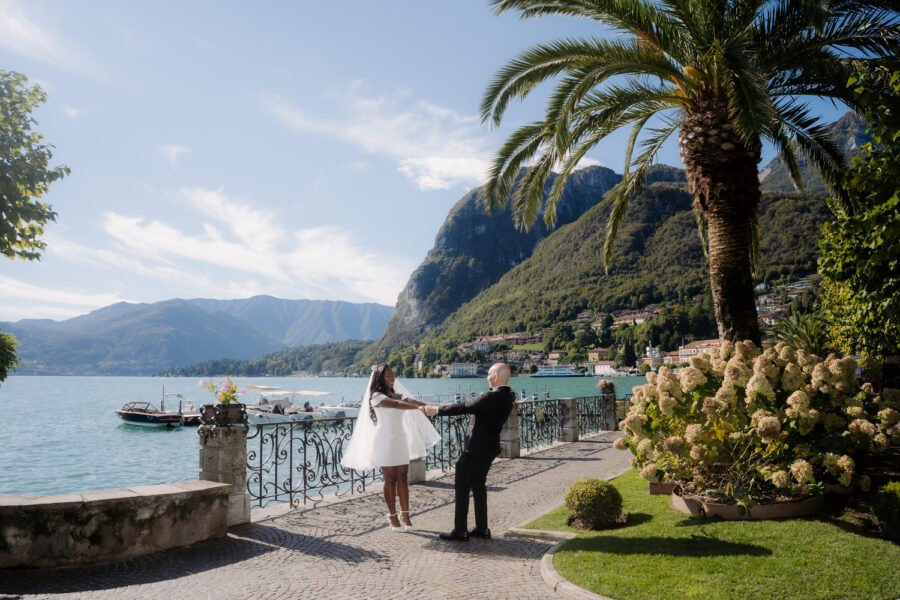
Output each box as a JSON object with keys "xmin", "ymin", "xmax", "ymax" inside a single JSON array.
[
  {"xmin": 526, "ymin": 470, "xmax": 900, "ymax": 600},
  {"xmin": 512, "ymin": 343, "xmax": 545, "ymax": 351}
]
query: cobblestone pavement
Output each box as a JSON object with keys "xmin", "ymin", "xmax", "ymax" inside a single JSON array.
[{"xmin": 1, "ymin": 434, "xmax": 629, "ymax": 600}]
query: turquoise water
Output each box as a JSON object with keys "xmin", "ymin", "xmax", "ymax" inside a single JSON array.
[{"xmin": 0, "ymin": 375, "xmax": 643, "ymax": 496}]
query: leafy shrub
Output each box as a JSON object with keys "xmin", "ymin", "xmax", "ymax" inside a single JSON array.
[
  {"xmin": 565, "ymin": 478, "xmax": 623, "ymax": 529},
  {"xmin": 614, "ymin": 340, "xmax": 899, "ymax": 502},
  {"xmin": 872, "ymin": 481, "xmax": 900, "ymax": 540}
]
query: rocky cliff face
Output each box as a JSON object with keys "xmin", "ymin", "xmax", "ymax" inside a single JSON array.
[
  {"xmin": 366, "ymin": 166, "xmax": 622, "ymax": 358},
  {"xmin": 760, "ymin": 111, "xmax": 870, "ymax": 192}
]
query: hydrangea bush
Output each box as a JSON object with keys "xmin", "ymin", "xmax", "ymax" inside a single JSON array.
[{"xmin": 614, "ymin": 340, "xmax": 900, "ymax": 502}]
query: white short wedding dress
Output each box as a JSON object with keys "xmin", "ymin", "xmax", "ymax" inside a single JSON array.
[{"xmin": 341, "ymin": 382, "xmax": 440, "ymax": 470}]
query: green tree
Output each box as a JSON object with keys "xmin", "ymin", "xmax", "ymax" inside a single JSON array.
[
  {"xmin": 480, "ymin": 0, "xmax": 898, "ymax": 345},
  {"xmin": 1, "ymin": 71, "xmax": 69, "ymax": 381},
  {"xmin": 819, "ymin": 67, "xmax": 900, "ymax": 359},
  {"xmin": 1, "ymin": 71, "xmax": 69, "ymax": 259}
]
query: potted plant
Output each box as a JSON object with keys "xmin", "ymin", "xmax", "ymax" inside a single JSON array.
[{"xmin": 200, "ymin": 378, "xmax": 247, "ymax": 426}]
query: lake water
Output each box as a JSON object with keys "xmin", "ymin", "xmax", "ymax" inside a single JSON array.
[{"xmin": 0, "ymin": 374, "xmax": 644, "ymax": 496}]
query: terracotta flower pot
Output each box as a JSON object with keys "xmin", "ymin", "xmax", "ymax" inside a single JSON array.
[
  {"xmin": 649, "ymin": 481, "xmax": 677, "ymax": 495},
  {"xmin": 671, "ymin": 492, "xmax": 824, "ymax": 520}
]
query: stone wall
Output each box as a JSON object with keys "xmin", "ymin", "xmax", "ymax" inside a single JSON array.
[{"xmin": 0, "ymin": 480, "xmax": 231, "ymax": 569}]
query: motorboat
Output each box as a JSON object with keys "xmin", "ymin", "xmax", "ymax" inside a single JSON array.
[
  {"xmin": 245, "ymin": 388, "xmax": 333, "ymax": 425},
  {"xmin": 116, "ymin": 401, "xmax": 183, "ymax": 428},
  {"xmin": 163, "ymin": 392, "xmax": 202, "ymax": 426},
  {"xmin": 317, "ymin": 400, "xmax": 360, "ymax": 419}
]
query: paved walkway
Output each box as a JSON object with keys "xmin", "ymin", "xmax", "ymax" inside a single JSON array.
[{"xmin": 1, "ymin": 434, "xmax": 629, "ymax": 600}]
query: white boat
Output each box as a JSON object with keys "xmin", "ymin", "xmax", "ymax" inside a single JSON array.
[
  {"xmin": 245, "ymin": 388, "xmax": 333, "ymax": 424},
  {"xmin": 531, "ymin": 365, "xmax": 583, "ymax": 377},
  {"xmin": 317, "ymin": 400, "xmax": 360, "ymax": 419}
]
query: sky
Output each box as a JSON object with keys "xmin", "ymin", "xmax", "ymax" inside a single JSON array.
[{"xmin": 0, "ymin": 1, "xmax": 849, "ymax": 322}]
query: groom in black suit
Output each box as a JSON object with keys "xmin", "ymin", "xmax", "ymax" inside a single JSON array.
[{"xmin": 422, "ymin": 363, "xmax": 516, "ymax": 541}]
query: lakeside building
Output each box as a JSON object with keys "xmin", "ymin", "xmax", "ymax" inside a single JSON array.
[
  {"xmin": 640, "ymin": 345, "xmax": 665, "ymax": 370},
  {"xmin": 678, "ymin": 339, "xmax": 721, "ymax": 364},
  {"xmin": 449, "ymin": 363, "xmax": 479, "ymax": 378},
  {"xmin": 593, "ymin": 361, "xmax": 619, "ymax": 376},
  {"xmin": 587, "ymin": 347, "xmax": 612, "ymax": 363},
  {"xmin": 546, "ymin": 351, "xmax": 564, "ymax": 366},
  {"xmin": 663, "ymin": 350, "xmax": 680, "ymax": 365}
]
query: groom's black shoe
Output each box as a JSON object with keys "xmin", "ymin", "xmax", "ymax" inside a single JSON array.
[
  {"xmin": 438, "ymin": 530, "xmax": 469, "ymax": 542},
  {"xmin": 468, "ymin": 528, "xmax": 491, "ymax": 540}
]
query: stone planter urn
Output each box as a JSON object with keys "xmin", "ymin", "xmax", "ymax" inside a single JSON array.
[
  {"xmin": 671, "ymin": 491, "xmax": 824, "ymax": 520},
  {"xmin": 200, "ymin": 403, "xmax": 248, "ymax": 427}
]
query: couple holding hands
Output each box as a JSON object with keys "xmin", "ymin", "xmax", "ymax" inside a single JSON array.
[{"xmin": 341, "ymin": 363, "xmax": 515, "ymax": 541}]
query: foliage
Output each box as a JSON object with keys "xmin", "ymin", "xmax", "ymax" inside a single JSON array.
[
  {"xmin": 767, "ymin": 312, "xmax": 833, "ymax": 357},
  {"xmin": 161, "ymin": 340, "xmax": 370, "ymax": 377},
  {"xmin": 205, "ymin": 377, "xmax": 240, "ymax": 404},
  {"xmin": 615, "ymin": 341, "xmax": 898, "ymax": 501},
  {"xmin": 564, "ymin": 478, "xmax": 623, "ymax": 530},
  {"xmin": 597, "ymin": 380, "xmax": 615, "ymax": 394},
  {"xmin": 819, "ymin": 68, "xmax": 900, "ymax": 358},
  {"xmin": 0, "ymin": 331, "xmax": 17, "ymax": 381},
  {"xmin": 871, "ymin": 480, "xmax": 900, "ymax": 541},
  {"xmin": 0, "ymin": 70, "xmax": 69, "ymax": 260},
  {"xmin": 526, "ymin": 469, "xmax": 900, "ymax": 600}
]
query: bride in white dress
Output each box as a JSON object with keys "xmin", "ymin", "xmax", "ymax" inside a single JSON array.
[{"xmin": 341, "ymin": 364, "xmax": 440, "ymax": 531}]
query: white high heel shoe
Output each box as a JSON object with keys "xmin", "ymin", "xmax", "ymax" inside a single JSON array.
[
  {"xmin": 386, "ymin": 513, "xmax": 403, "ymax": 532},
  {"xmin": 399, "ymin": 510, "xmax": 417, "ymax": 531}
]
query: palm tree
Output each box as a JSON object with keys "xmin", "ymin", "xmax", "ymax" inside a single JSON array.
[{"xmin": 480, "ymin": 0, "xmax": 898, "ymax": 345}]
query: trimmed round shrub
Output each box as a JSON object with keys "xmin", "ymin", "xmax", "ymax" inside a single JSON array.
[
  {"xmin": 872, "ymin": 481, "xmax": 900, "ymax": 540},
  {"xmin": 564, "ymin": 478, "xmax": 623, "ymax": 530}
]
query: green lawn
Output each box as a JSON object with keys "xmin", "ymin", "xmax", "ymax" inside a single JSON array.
[
  {"xmin": 526, "ymin": 470, "xmax": 900, "ymax": 600},
  {"xmin": 512, "ymin": 343, "xmax": 545, "ymax": 351}
]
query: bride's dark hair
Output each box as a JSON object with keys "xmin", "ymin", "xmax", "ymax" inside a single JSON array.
[
  {"xmin": 370, "ymin": 364, "xmax": 395, "ymax": 397},
  {"xmin": 367, "ymin": 364, "xmax": 395, "ymax": 424}
]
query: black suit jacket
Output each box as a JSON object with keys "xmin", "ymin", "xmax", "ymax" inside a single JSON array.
[{"xmin": 437, "ymin": 386, "xmax": 516, "ymax": 456}]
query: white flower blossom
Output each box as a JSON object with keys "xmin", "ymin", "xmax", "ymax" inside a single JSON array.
[{"xmin": 790, "ymin": 459, "xmax": 814, "ymax": 484}]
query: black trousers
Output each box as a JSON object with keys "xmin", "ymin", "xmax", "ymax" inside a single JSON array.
[{"xmin": 454, "ymin": 451, "xmax": 497, "ymax": 532}]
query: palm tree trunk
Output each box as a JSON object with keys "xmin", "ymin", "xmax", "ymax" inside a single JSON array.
[{"xmin": 680, "ymin": 99, "xmax": 762, "ymax": 345}]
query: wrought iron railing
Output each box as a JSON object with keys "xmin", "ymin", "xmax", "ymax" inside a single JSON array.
[
  {"xmin": 246, "ymin": 417, "xmax": 379, "ymax": 509},
  {"xmin": 517, "ymin": 398, "xmax": 563, "ymax": 452},
  {"xmin": 576, "ymin": 393, "xmax": 617, "ymax": 436},
  {"xmin": 246, "ymin": 412, "xmax": 474, "ymax": 509},
  {"xmin": 424, "ymin": 414, "xmax": 469, "ymax": 473}
]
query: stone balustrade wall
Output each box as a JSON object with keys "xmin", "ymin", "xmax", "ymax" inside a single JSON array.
[{"xmin": 0, "ymin": 480, "xmax": 230, "ymax": 569}]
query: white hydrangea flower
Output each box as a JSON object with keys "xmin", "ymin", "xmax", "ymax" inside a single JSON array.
[
  {"xmin": 640, "ymin": 463, "xmax": 660, "ymax": 482},
  {"xmin": 646, "ymin": 371, "xmax": 658, "ymax": 385},
  {"xmin": 873, "ymin": 433, "xmax": 890, "ymax": 452},
  {"xmin": 664, "ymin": 435, "xmax": 685, "ymax": 453},
  {"xmin": 878, "ymin": 407, "xmax": 900, "ymax": 428},
  {"xmin": 690, "ymin": 445, "xmax": 704, "ymax": 461},
  {"xmin": 724, "ymin": 356, "xmax": 752, "ymax": 387},
  {"xmin": 746, "ymin": 373, "xmax": 776, "ymax": 403},
  {"xmin": 849, "ymin": 418, "xmax": 877, "ymax": 442},
  {"xmin": 845, "ymin": 406, "xmax": 865, "ymax": 418},
  {"xmin": 837, "ymin": 455, "xmax": 855, "ymax": 473},
  {"xmin": 658, "ymin": 393, "xmax": 677, "ymax": 416},
  {"xmin": 753, "ymin": 355, "xmax": 779, "ymax": 380},
  {"xmin": 756, "ymin": 416, "xmax": 781, "ymax": 442},
  {"xmin": 613, "ymin": 437, "xmax": 629, "ymax": 450},
  {"xmin": 781, "ymin": 362, "xmax": 806, "ymax": 392},
  {"xmin": 678, "ymin": 366, "xmax": 708, "ymax": 393},
  {"xmin": 771, "ymin": 470, "xmax": 791, "ymax": 488},
  {"xmin": 684, "ymin": 423, "xmax": 703, "ymax": 443},
  {"xmin": 787, "ymin": 390, "xmax": 810, "ymax": 412},
  {"xmin": 838, "ymin": 471, "xmax": 853, "ymax": 488},
  {"xmin": 637, "ymin": 438, "xmax": 654, "ymax": 456},
  {"xmin": 790, "ymin": 459, "xmax": 814, "ymax": 484},
  {"xmin": 824, "ymin": 453, "xmax": 841, "ymax": 475}
]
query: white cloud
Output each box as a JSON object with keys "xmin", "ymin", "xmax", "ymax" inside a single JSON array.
[
  {"xmin": 262, "ymin": 87, "xmax": 492, "ymax": 191},
  {"xmin": 63, "ymin": 106, "xmax": 82, "ymax": 119},
  {"xmin": 0, "ymin": 275, "xmax": 126, "ymax": 321},
  {"xmin": 0, "ymin": 1, "xmax": 107, "ymax": 81},
  {"xmin": 67, "ymin": 187, "xmax": 415, "ymax": 306},
  {"xmin": 574, "ymin": 157, "xmax": 603, "ymax": 170},
  {"xmin": 160, "ymin": 144, "xmax": 190, "ymax": 168}
]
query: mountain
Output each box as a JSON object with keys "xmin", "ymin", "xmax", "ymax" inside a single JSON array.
[
  {"xmin": 186, "ymin": 296, "xmax": 393, "ymax": 346},
  {"xmin": 759, "ymin": 111, "xmax": 871, "ymax": 192},
  {"xmin": 2, "ymin": 297, "xmax": 393, "ymax": 375},
  {"xmin": 364, "ymin": 165, "xmax": 622, "ymax": 360},
  {"xmin": 418, "ymin": 167, "xmax": 831, "ymax": 351}
]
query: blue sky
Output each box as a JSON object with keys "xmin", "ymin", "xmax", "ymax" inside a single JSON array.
[{"xmin": 0, "ymin": 1, "xmax": 848, "ymax": 322}]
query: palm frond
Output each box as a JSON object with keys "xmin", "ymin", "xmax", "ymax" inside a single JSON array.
[{"xmin": 482, "ymin": 122, "xmax": 549, "ymax": 213}]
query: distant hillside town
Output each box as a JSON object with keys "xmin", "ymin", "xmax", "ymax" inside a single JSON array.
[{"xmin": 426, "ymin": 275, "xmax": 816, "ymax": 378}]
